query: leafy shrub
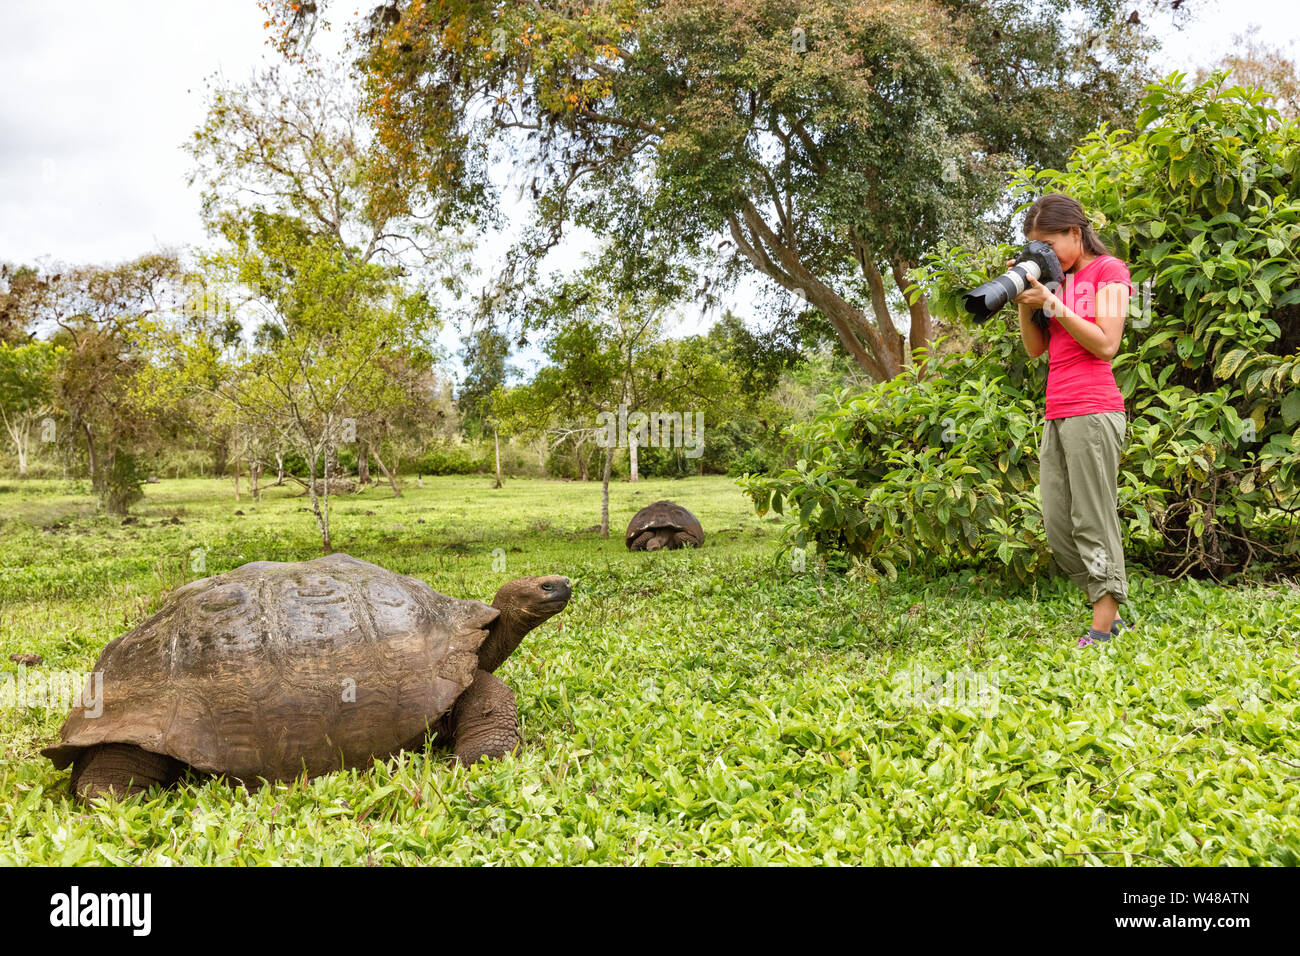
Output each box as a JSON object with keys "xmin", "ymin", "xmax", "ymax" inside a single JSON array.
[
  {"xmin": 280, "ymin": 447, "xmax": 359, "ymax": 478},
  {"xmin": 414, "ymin": 445, "xmax": 491, "ymax": 476},
  {"xmin": 97, "ymin": 451, "xmax": 145, "ymax": 514},
  {"xmin": 742, "ymin": 71, "xmax": 1300, "ymax": 580},
  {"xmin": 637, "ymin": 443, "xmax": 698, "ymax": 478},
  {"xmin": 738, "ymin": 345, "xmax": 1057, "ymax": 581},
  {"xmin": 699, "ymin": 414, "xmax": 780, "ymax": 477},
  {"xmin": 727, "ymin": 447, "xmax": 775, "ymax": 478}
]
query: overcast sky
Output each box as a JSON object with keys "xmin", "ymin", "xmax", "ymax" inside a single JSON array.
[{"xmin": 1, "ymin": 0, "xmax": 1296, "ymax": 366}]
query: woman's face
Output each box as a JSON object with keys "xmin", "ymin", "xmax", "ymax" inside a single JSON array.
[{"xmin": 1026, "ymin": 226, "xmax": 1084, "ymax": 272}]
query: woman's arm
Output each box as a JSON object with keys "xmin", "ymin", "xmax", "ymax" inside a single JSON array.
[
  {"xmin": 1007, "ymin": 258, "xmax": 1048, "ymax": 358},
  {"xmin": 1018, "ymin": 302, "xmax": 1048, "ymax": 358},
  {"xmin": 1053, "ymin": 283, "xmax": 1128, "ymax": 360},
  {"xmin": 1016, "ymin": 275, "xmax": 1129, "ymax": 361}
]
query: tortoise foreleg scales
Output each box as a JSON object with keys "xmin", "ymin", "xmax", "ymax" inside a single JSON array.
[
  {"xmin": 445, "ymin": 670, "xmax": 520, "ymax": 765},
  {"xmin": 70, "ymin": 743, "xmax": 185, "ymax": 801}
]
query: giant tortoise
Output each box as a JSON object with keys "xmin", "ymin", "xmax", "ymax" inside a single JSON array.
[
  {"xmin": 625, "ymin": 500, "xmax": 705, "ymax": 551},
  {"xmin": 42, "ymin": 553, "xmax": 570, "ymax": 800}
]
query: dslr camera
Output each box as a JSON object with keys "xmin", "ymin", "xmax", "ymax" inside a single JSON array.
[{"xmin": 962, "ymin": 240, "xmax": 1065, "ymax": 332}]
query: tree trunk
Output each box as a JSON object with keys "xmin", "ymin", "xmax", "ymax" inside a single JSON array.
[
  {"xmin": 274, "ymin": 450, "xmax": 285, "ymax": 486},
  {"xmin": 100, "ymin": 447, "xmax": 116, "ymax": 510},
  {"xmin": 600, "ymin": 442, "xmax": 613, "ymax": 538},
  {"xmin": 307, "ymin": 470, "xmax": 331, "ymax": 552},
  {"xmin": 250, "ymin": 460, "xmax": 261, "ymax": 501},
  {"xmin": 1, "ymin": 410, "xmax": 29, "ymax": 476},
  {"xmin": 212, "ymin": 438, "xmax": 228, "ymax": 479},
  {"xmin": 893, "ymin": 258, "xmax": 933, "ymax": 372},
  {"xmin": 725, "ymin": 199, "xmax": 927, "ymax": 382},
  {"xmin": 372, "ymin": 449, "xmax": 401, "ymax": 497},
  {"xmin": 857, "ymin": 244, "xmax": 905, "ymax": 374},
  {"xmin": 628, "ymin": 433, "xmax": 639, "ymax": 482},
  {"xmin": 577, "ymin": 439, "xmax": 590, "ymax": 481},
  {"xmin": 233, "ymin": 459, "xmax": 241, "ymax": 502},
  {"xmin": 494, "ymin": 428, "xmax": 502, "ymax": 489},
  {"xmin": 81, "ymin": 420, "xmax": 98, "ymax": 486},
  {"xmin": 358, "ymin": 442, "xmax": 371, "ymax": 484},
  {"xmin": 314, "ymin": 440, "xmax": 331, "ymax": 552}
]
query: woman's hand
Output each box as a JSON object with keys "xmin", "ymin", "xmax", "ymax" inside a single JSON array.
[{"xmin": 1012, "ymin": 273, "xmax": 1058, "ymax": 311}]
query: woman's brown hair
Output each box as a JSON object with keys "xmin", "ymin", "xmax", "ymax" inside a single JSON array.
[{"xmin": 1022, "ymin": 193, "xmax": 1109, "ymax": 257}]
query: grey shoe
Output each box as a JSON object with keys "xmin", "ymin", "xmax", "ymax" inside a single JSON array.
[
  {"xmin": 1077, "ymin": 628, "xmax": 1113, "ymax": 648},
  {"xmin": 1111, "ymin": 616, "xmax": 1134, "ymax": 637}
]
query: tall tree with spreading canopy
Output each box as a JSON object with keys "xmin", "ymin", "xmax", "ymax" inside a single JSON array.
[
  {"xmin": 184, "ymin": 51, "xmax": 458, "ymax": 509},
  {"xmin": 260, "ymin": 0, "xmax": 1183, "ymax": 381}
]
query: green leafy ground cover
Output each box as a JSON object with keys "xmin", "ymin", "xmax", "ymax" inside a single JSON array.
[{"xmin": 1, "ymin": 476, "xmax": 1297, "ymax": 864}]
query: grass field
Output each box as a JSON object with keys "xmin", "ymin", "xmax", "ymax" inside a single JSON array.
[{"xmin": 1, "ymin": 475, "xmax": 1298, "ymax": 865}]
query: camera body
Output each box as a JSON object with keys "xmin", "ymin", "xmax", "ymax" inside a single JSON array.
[{"xmin": 962, "ymin": 240, "xmax": 1065, "ymax": 331}]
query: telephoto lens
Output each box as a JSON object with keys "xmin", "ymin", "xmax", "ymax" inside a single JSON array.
[{"xmin": 962, "ymin": 240, "xmax": 1065, "ymax": 326}]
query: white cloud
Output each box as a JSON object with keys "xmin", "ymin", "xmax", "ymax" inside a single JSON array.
[{"xmin": 0, "ymin": 0, "xmax": 291, "ymax": 265}]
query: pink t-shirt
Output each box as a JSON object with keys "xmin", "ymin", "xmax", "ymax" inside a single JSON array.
[{"xmin": 1044, "ymin": 253, "xmax": 1132, "ymax": 420}]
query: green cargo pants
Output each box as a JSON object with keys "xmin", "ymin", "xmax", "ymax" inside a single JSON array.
[{"xmin": 1039, "ymin": 410, "xmax": 1128, "ymax": 605}]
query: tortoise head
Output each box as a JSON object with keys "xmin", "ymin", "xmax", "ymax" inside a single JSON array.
[
  {"xmin": 478, "ymin": 575, "xmax": 572, "ymax": 672},
  {"xmin": 642, "ymin": 530, "xmax": 674, "ymax": 551}
]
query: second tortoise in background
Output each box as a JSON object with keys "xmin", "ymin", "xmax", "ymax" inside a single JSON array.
[{"xmin": 625, "ymin": 500, "xmax": 705, "ymax": 551}]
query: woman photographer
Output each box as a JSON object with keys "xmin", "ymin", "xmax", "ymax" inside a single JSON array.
[{"xmin": 1009, "ymin": 193, "xmax": 1134, "ymax": 648}]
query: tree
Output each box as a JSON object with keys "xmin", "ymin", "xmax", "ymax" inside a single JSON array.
[
  {"xmin": 263, "ymin": 0, "xmax": 1175, "ymax": 382},
  {"xmin": 493, "ymin": 316, "xmax": 624, "ymax": 483},
  {"xmin": 457, "ymin": 325, "xmax": 511, "ymax": 440},
  {"xmin": 20, "ymin": 253, "xmax": 187, "ymax": 511},
  {"xmin": 0, "ymin": 341, "xmax": 61, "ymax": 476},
  {"xmin": 349, "ymin": 347, "xmax": 456, "ymax": 494},
  {"xmin": 181, "ymin": 214, "xmax": 441, "ymax": 551},
  {"xmin": 186, "ymin": 55, "xmax": 467, "ymax": 275},
  {"xmin": 184, "ymin": 53, "xmax": 460, "ymax": 514},
  {"xmin": 493, "ymin": 283, "xmax": 667, "ymax": 535},
  {"xmin": 0, "ymin": 263, "xmax": 49, "ymax": 345}
]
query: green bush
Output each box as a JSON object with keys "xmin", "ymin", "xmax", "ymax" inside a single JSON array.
[
  {"xmin": 414, "ymin": 445, "xmax": 491, "ymax": 476},
  {"xmin": 699, "ymin": 415, "xmax": 780, "ymax": 477},
  {"xmin": 97, "ymin": 451, "xmax": 145, "ymax": 515},
  {"xmin": 738, "ymin": 347, "xmax": 1055, "ymax": 581},
  {"xmin": 727, "ymin": 447, "xmax": 775, "ymax": 478},
  {"xmin": 741, "ymin": 71, "xmax": 1300, "ymax": 581},
  {"xmin": 637, "ymin": 444, "xmax": 698, "ymax": 479},
  {"xmin": 280, "ymin": 447, "xmax": 359, "ymax": 478}
]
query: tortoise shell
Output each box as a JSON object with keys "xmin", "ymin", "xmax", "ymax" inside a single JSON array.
[
  {"xmin": 625, "ymin": 500, "xmax": 705, "ymax": 551},
  {"xmin": 41, "ymin": 553, "xmax": 499, "ymax": 786}
]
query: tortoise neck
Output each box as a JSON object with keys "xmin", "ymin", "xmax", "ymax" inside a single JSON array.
[{"xmin": 479, "ymin": 606, "xmax": 530, "ymax": 673}]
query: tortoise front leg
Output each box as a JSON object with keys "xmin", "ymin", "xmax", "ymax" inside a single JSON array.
[
  {"xmin": 70, "ymin": 743, "xmax": 184, "ymax": 801},
  {"xmin": 447, "ymin": 669, "xmax": 520, "ymax": 765}
]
